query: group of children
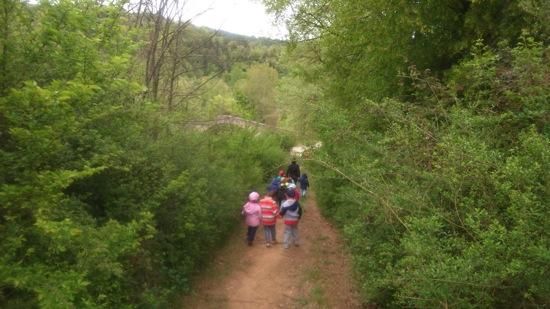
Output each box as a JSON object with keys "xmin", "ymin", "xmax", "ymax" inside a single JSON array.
[{"xmin": 241, "ymin": 168, "xmax": 309, "ymax": 249}]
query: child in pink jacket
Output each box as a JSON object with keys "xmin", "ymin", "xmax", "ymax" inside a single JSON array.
[{"xmin": 242, "ymin": 191, "xmax": 262, "ymax": 246}]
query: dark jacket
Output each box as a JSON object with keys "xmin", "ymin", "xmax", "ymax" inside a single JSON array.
[{"xmin": 287, "ymin": 162, "xmax": 301, "ymax": 180}]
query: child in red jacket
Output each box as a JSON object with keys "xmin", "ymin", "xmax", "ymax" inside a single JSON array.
[{"xmin": 259, "ymin": 191, "xmax": 278, "ymax": 247}]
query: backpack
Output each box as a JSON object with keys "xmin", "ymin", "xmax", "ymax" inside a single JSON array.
[
  {"xmin": 269, "ymin": 176, "xmax": 281, "ymax": 192},
  {"xmin": 280, "ymin": 200, "xmax": 302, "ymax": 219}
]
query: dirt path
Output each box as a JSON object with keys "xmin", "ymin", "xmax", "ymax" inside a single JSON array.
[{"xmin": 179, "ymin": 192, "xmax": 361, "ymax": 308}]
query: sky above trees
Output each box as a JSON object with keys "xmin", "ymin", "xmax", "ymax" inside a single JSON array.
[{"xmin": 182, "ymin": 0, "xmax": 286, "ymax": 39}]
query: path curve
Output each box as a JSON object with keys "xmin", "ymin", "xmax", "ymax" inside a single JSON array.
[{"xmin": 180, "ymin": 192, "xmax": 361, "ymax": 308}]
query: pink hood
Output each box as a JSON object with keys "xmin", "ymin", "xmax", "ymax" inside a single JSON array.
[{"xmin": 242, "ymin": 201, "xmax": 261, "ymax": 227}]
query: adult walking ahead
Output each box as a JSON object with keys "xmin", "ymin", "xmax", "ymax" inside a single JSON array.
[{"xmin": 286, "ymin": 160, "xmax": 301, "ymax": 184}]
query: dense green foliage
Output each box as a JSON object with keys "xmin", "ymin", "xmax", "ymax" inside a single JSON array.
[
  {"xmin": 265, "ymin": 0, "xmax": 549, "ymax": 307},
  {"xmin": 0, "ymin": 0, "xmax": 289, "ymax": 307},
  {"xmin": 3, "ymin": 0, "xmax": 548, "ymax": 307}
]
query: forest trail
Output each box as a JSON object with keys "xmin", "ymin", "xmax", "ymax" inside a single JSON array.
[{"xmin": 180, "ymin": 192, "xmax": 362, "ymax": 308}]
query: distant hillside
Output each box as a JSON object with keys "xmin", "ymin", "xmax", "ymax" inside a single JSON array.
[
  {"xmin": 180, "ymin": 24, "xmax": 286, "ymax": 75},
  {"xmin": 213, "ymin": 28, "xmax": 286, "ymax": 45}
]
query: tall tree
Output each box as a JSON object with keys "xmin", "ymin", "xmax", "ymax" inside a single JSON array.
[
  {"xmin": 138, "ymin": 0, "xmax": 190, "ymax": 101},
  {"xmin": 264, "ymin": 0, "xmax": 547, "ymax": 101},
  {"xmin": 238, "ymin": 63, "xmax": 279, "ymax": 125}
]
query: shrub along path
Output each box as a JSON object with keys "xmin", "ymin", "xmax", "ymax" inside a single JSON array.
[{"xmin": 179, "ymin": 191, "xmax": 362, "ymax": 308}]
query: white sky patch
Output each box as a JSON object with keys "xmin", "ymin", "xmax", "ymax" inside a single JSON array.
[{"xmin": 182, "ymin": 0, "xmax": 286, "ymax": 39}]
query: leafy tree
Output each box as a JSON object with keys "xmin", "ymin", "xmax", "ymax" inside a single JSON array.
[
  {"xmin": 265, "ymin": 0, "xmax": 548, "ymax": 101},
  {"xmin": 237, "ymin": 63, "xmax": 279, "ymax": 125}
]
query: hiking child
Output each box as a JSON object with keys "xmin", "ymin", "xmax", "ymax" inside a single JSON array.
[
  {"xmin": 279, "ymin": 188, "xmax": 302, "ymax": 249},
  {"xmin": 259, "ymin": 191, "xmax": 278, "ymax": 247},
  {"xmin": 269, "ymin": 170, "xmax": 285, "ymax": 193},
  {"xmin": 242, "ymin": 191, "xmax": 262, "ymax": 246},
  {"xmin": 288, "ymin": 183, "xmax": 301, "ymax": 201},
  {"xmin": 286, "ymin": 160, "xmax": 301, "ymax": 184},
  {"xmin": 275, "ymin": 171, "xmax": 290, "ymax": 209},
  {"xmin": 268, "ymin": 170, "xmax": 285, "ymax": 207},
  {"xmin": 299, "ymin": 173, "xmax": 309, "ymax": 198}
]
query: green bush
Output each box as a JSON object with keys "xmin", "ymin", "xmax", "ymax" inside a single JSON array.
[
  {"xmin": 0, "ymin": 0, "xmax": 288, "ymax": 307},
  {"xmin": 311, "ymin": 39, "xmax": 549, "ymax": 307}
]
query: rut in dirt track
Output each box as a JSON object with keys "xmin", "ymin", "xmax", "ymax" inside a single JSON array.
[{"xmin": 180, "ymin": 192, "xmax": 361, "ymax": 308}]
